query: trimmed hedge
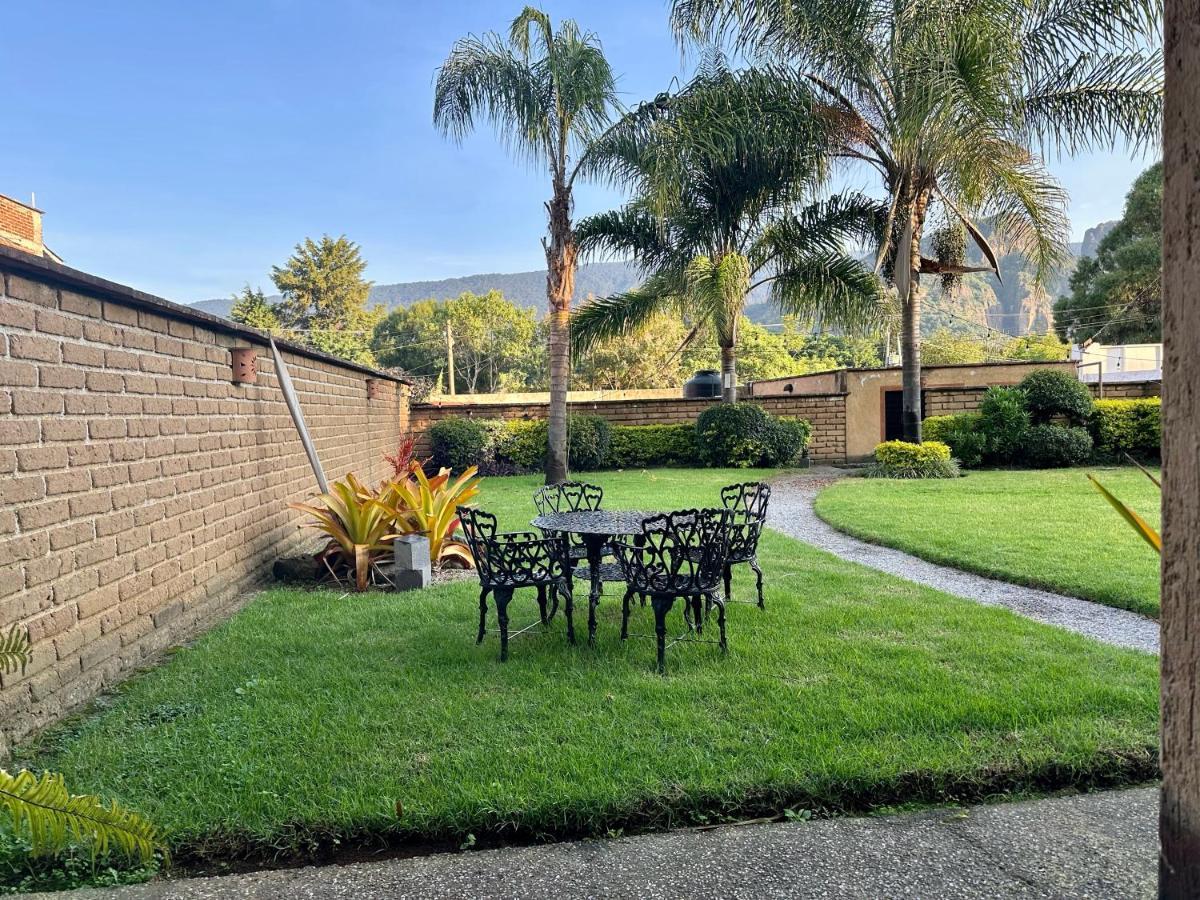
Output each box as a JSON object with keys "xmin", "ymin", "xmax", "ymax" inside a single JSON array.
[
  {"xmin": 869, "ymin": 440, "xmax": 959, "ymax": 479},
  {"xmin": 923, "ymin": 413, "xmax": 986, "ymax": 468},
  {"xmin": 429, "ymin": 418, "xmax": 491, "ymax": 472},
  {"xmin": 1091, "ymin": 398, "xmax": 1161, "ymax": 459},
  {"xmin": 607, "ymin": 424, "xmax": 697, "ymax": 468},
  {"xmin": 695, "ymin": 403, "xmax": 811, "ymax": 468},
  {"xmin": 1022, "ymin": 424, "xmax": 1094, "ymax": 467}
]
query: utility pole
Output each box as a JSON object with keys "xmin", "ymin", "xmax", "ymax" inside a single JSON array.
[{"xmin": 446, "ymin": 321, "xmax": 456, "ymax": 396}]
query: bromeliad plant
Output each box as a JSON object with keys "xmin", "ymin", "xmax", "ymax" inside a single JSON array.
[
  {"xmin": 378, "ymin": 464, "xmax": 482, "ymax": 568},
  {"xmin": 290, "ymin": 465, "xmax": 483, "ymax": 589},
  {"xmin": 289, "ymin": 473, "xmax": 402, "ymax": 591}
]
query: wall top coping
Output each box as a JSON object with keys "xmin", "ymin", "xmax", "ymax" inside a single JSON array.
[
  {"xmin": 415, "ymin": 391, "xmax": 849, "ymax": 411},
  {"xmin": 0, "ymin": 244, "xmax": 411, "ymax": 385},
  {"xmin": 750, "ymin": 358, "xmax": 1075, "ymax": 386}
]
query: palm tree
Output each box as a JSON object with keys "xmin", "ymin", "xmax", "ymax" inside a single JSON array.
[
  {"xmin": 434, "ymin": 7, "xmax": 618, "ymax": 482},
  {"xmin": 671, "ymin": 0, "xmax": 1161, "ymax": 438},
  {"xmin": 573, "ymin": 65, "xmax": 888, "ymax": 401}
]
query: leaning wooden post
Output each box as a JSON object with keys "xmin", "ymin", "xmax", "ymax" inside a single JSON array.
[
  {"xmin": 269, "ymin": 337, "xmax": 329, "ymax": 494},
  {"xmin": 1161, "ymin": 0, "xmax": 1200, "ymax": 893}
]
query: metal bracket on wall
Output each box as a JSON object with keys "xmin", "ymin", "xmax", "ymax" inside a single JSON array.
[{"xmin": 270, "ymin": 336, "xmax": 329, "ymax": 493}]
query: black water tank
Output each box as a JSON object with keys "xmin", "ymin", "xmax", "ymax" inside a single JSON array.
[{"xmin": 683, "ymin": 369, "xmax": 722, "ymax": 398}]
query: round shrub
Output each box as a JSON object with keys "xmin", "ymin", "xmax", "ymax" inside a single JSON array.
[
  {"xmin": 1022, "ymin": 424, "xmax": 1094, "ymax": 467},
  {"xmin": 567, "ymin": 415, "xmax": 612, "ymax": 471},
  {"xmin": 429, "ymin": 418, "xmax": 491, "ymax": 471},
  {"xmin": 493, "ymin": 419, "xmax": 548, "ymax": 472},
  {"xmin": 979, "ymin": 386, "xmax": 1030, "ymax": 463},
  {"xmin": 696, "ymin": 402, "xmax": 772, "ymax": 467},
  {"xmin": 764, "ymin": 417, "xmax": 812, "ymax": 466},
  {"xmin": 1018, "ymin": 369, "xmax": 1094, "ymax": 425},
  {"xmin": 868, "ymin": 440, "xmax": 960, "ymax": 478},
  {"xmin": 923, "ymin": 413, "xmax": 985, "ymax": 468}
]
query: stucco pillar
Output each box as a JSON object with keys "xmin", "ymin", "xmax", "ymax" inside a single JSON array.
[{"xmin": 1161, "ymin": 0, "xmax": 1200, "ymax": 893}]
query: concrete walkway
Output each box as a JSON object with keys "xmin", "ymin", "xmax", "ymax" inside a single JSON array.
[
  {"xmin": 767, "ymin": 471, "xmax": 1160, "ymax": 654},
  {"xmin": 45, "ymin": 788, "xmax": 1156, "ymax": 899}
]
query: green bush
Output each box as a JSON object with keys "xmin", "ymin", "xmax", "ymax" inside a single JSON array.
[
  {"xmin": 429, "ymin": 418, "xmax": 491, "ymax": 471},
  {"xmin": 568, "ymin": 415, "xmax": 612, "ymax": 471},
  {"xmin": 765, "ymin": 417, "xmax": 812, "ymax": 466},
  {"xmin": 695, "ymin": 402, "xmax": 808, "ymax": 468},
  {"xmin": 1091, "ymin": 398, "xmax": 1161, "ymax": 459},
  {"xmin": 492, "ymin": 419, "xmax": 548, "ymax": 471},
  {"xmin": 1022, "ymin": 424, "xmax": 1094, "ymax": 467},
  {"xmin": 979, "ymin": 386, "xmax": 1030, "ymax": 464},
  {"xmin": 1018, "ymin": 369, "xmax": 1094, "ymax": 425},
  {"xmin": 923, "ymin": 413, "xmax": 986, "ymax": 468},
  {"xmin": 608, "ymin": 425, "xmax": 698, "ymax": 468},
  {"xmin": 868, "ymin": 440, "xmax": 960, "ymax": 478}
]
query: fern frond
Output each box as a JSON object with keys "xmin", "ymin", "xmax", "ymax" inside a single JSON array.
[
  {"xmin": 0, "ymin": 769, "xmax": 164, "ymax": 864},
  {"xmin": 0, "ymin": 625, "xmax": 31, "ymax": 676}
]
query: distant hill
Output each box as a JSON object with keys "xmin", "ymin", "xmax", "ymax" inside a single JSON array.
[
  {"xmin": 189, "ymin": 261, "xmax": 641, "ymax": 320},
  {"xmin": 191, "ymin": 225, "xmax": 1116, "ymax": 335}
]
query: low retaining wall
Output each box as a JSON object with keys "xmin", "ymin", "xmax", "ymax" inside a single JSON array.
[
  {"xmin": 0, "ymin": 249, "xmax": 409, "ymax": 754},
  {"xmin": 411, "ymin": 392, "xmax": 849, "ymax": 463},
  {"xmin": 925, "ymin": 379, "xmax": 1161, "ymax": 418}
]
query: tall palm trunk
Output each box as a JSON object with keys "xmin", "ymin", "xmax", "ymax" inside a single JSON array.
[
  {"xmin": 897, "ymin": 187, "xmax": 931, "ymax": 443},
  {"xmin": 720, "ymin": 344, "xmax": 737, "ymax": 402},
  {"xmin": 545, "ymin": 184, "xmax": 576, "ymax": 483}
]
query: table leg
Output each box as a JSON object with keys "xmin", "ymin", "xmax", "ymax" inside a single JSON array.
[{"xmin": 586, "ymin": 535, "xmax": 605, "ymax": 645}]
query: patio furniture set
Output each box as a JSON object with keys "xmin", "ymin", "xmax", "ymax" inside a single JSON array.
[{"xmin": 457, "ymin": 481, "xmax": 771, "ymax": 673}]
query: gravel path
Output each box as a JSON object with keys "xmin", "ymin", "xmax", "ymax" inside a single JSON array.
[{"xmin": 768, "ymin": 470, "xmax": 1160, "ymax": 654}]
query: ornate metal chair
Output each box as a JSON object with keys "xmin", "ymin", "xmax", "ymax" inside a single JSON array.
[
  {"xmin": 611, "ymin": 508, "xmax": 731, "ymax": 674},
  {"xmin": 719, "ymin": 482, "xmax": 771, "ymax": 609},
  {"xmin": 458, "ymin": 506, "xmax": 574, "ymax": 661},
  {"xmin": 534, "ymin": 481, "xmax": 608, "ymax": 579}
]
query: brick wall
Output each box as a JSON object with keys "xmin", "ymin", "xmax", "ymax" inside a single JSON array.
[
  {"xmin": 0, "ymin": 254, "xmax": 409, "ymax": 754},
  {"xmin": 411, "ymin": 392, "xmax": 848, "ymax": 462},
  {"xmin": 924, "ymin": 379, "xmax": 1161, "ymax": 417},
  {"xmin": 0, "ymin": 196, "xmax": 43, "ymax": 257}
]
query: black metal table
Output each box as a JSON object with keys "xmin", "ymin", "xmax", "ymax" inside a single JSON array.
[{"xmin": 531, "ymin": 509, "xmax": 654, "ymax": 645}]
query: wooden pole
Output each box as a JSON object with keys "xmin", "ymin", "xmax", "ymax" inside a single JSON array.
[
  {"xmin": 1161, "ymin": 1, "xmax": 1200, "ymax": 893},
  {"xmin": 446, "ymin": 322, "xmax": 456, "ymax": 396}
]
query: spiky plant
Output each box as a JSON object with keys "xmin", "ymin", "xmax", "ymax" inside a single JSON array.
[
  {"xmin": 378, "ymin": 464, "xmax": 482, "ymax": 568},
  {"xmin": 434, "ymin": 6, "xmax": 619, "ymax": 482},
  {"xmin": 0, "ymin": 632, "xmax": 162, "ymax": 865},
  {"xmin": 573, "ymin": 64, "xmax": 888, "ymax": 401},
  {"xmin": 671, "ymin": 0, "xmax": 1162, "ymax": 436},
  {"xmin": 289, "ymin": 473, "xmax": 400, "ymax": 591}
]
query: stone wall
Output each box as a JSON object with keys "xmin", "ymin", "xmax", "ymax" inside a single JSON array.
[
  {"xmin": 410, "ymin": 392, "xmax": 848, "ymax": 462},
  {"xmin": 924, "ymin": 379, "xmax": 1161, "ymax": 418},
  {"xmin": 0, "ymin": 249, "xmax": 409, "ymax": 753}
]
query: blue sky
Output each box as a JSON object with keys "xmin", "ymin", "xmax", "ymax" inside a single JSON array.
[{"xmin": 4, "ymin": 0, "xmax": 1157, "ymax": 303}]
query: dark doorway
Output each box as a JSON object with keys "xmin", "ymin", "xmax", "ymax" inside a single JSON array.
[{"xmin": 884, "ymin": 389, "xmax": 925, "ymax": 442}]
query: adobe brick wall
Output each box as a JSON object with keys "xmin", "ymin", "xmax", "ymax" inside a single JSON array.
[
  {"xmin": 924, "ymin": 379, "xmax": 1161, "ymax": 417},
  {"xmin": 410, "ymin": 392, "xmax": 849, "ymax": 462},
  {"xmin": 0, "ymin": 255, "xmax": 409, "ymax": 755}
]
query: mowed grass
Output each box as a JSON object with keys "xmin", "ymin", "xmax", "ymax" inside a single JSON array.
[
  {"xmin": 814, "ymin": 467, "xmax": 1161, "ymax": 617},
  {"xmin": 16, "ymin": 469, "xmax": 1159, "ymax": 869}
]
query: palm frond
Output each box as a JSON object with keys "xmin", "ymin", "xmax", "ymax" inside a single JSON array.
[
  {"xmin": 0, "ymin": 624, "xmax": 31, "ymax": 676},
  {"xmin": 685, "ymin": 254, "xmax": 751, "ymax": 346},
  {"xmin": 571, "ymin": 274, "xmax": 684, "ymax": 355},
  {"xmin": 764, "ymin": 252, "xmax": 893, "ymax": 333},
  {"xmin": 0, "ymin": 769, "xmax": 163, "ymax": 863},
  {"xmin": 575, "ymin": 204, "xmax": 680, "ymax": 272}
]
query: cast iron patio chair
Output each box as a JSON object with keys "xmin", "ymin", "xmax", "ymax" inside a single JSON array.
[
  {"xmin": 533, "ymin": 481, "xmax": 609, "ymax": 577},
  {"xmin": 719, "ymin": 482, "xmax": 771, "ymax": 609},
  {"xmin": 611, "ymin": 508, "xmax": 731, "ymax": 674},
  {"xmin": 458, "ymin": 506, "xmax": 574, "ymax": 661}
]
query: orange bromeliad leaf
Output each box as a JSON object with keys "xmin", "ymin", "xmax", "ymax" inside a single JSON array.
[{"xmin": 1088, "ymin": 474, "xmax": 1161, "ymax": 554}]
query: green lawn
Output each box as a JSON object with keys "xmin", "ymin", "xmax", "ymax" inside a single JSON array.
[
  {"xmin": 14, "ymin": 469, "xmax": 1158, "ymax": 875},
  {"xmin": 814, "ymin": 467, "xmax": 1161, "ymax": 617}
]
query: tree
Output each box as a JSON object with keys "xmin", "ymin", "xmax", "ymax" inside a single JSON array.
[
  {"xmin": 920, "ymin": 327, "xmax": 988, "ymax": 365},
  {"xmin": 434, "ymin": 7, "xmax": 618, "ymax": 482},
  {"xmin": 684, "ymin": 318, "xmax": 800, "ymax": 382},
  {"xmin": 1054, "ymin": 162, "xmax": 1162, "ymax": 344},
  {"xmin": 271, "ymin": 236, "xmax": 379, "ymax": 365},
  {"xmin": 371, "ymin": 299, "xmax": 447, "ymax": 378},
  {"xmin": 573, "ymin": 64, "xmax": 887, "ymax": 402},
  {"xmin": 1003, "ymin": 332, "xmax": 1069, "ymax": 361},
  {"xmin": 229, "ymin": 286, "xmax": 280, "ymax": 333},
  {"xmin": 573, "ymin": 313, "xmax": 690, "ymax": 390},
  {"xmin": 673, "ymin": 0, "xmax": 1162, "ymax": 439}
]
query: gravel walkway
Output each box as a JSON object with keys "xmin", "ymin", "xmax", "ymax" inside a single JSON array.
[
  {"xmin": 41, "ymin": 788, "xmax": 1156, "ymax": 899},
  {"xmin": 768, "ymin": 470, "xmax": 1160, "ymax": 654}
]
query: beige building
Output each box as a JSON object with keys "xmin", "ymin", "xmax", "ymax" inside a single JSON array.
[{"xmin": 749, "ymin": 360, "xmax": 1079, "ymax": 460}]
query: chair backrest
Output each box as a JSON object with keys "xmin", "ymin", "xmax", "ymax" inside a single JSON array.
[
  {"xmin": 457, "ymin": 506, "xmax": 499, "ymax": 583},
  {"xmin": 534, "ymin": 481, "xmax": 604, "ymax": 515},
  {"xmin": 726, "ymin": 509, "xmax": 766, "ymax": 561},
  {"xmin": 615, "ymin": 508, "xmax": 729, "ymax": 594},
  {"xmin": 720, "ymin": 482, "xmax": 771, "ymax": 519}
]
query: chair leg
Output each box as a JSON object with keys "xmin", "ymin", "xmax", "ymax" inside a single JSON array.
[
  {"xmin": 723, "ymin": 563, "xmax": 733, "ymax": 604},
  {"xmin": 715, "ymin": 593, "xmax": 728, "ymax": 654},
  {"xmin": 562, "ymin": 579, "xmax": 576, "ymax": 645},
  {"xmin": 621, "ymin": 588, "xmax": 633, "ymax": 640},
  {"xmin": 691, "ymin": 595, "xmax": 704, "ymax": 635},
  {"xmin": 494, "ymin": 588, "xmax": 513, "ymax": 662},
  {"xmin": 536, "ymin": 584, "xmax": 548, "ymax": 626},
  {"xmin": 476, "ymin": 588, "xmax": 489, "ymax": 644},
  {"xmin": 651, "ymin": 595, "xmax": 674, "ymax": 675},
  {"xmin": 750, "ymin": 558, "xmax": 765, "ymax": 610}
]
